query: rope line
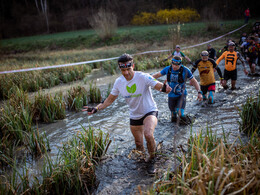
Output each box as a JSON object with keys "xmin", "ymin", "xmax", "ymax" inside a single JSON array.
[{"xmin": 0, "ymin": 24, "xmax": 247, "ymax": 75}]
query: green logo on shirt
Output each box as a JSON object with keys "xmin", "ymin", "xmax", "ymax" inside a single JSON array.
[{"xmin": 126, "ymin": 84, "xmax": 136, "ymax": 93}]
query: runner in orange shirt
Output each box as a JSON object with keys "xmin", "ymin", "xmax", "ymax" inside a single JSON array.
[{"xmin": 216, "ymin": 42, "xmax": 248, "ymax": 90}]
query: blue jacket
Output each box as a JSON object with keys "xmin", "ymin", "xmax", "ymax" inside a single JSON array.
[{"xmin": 160, "ymin": 65, "xmax": 193, "ymax": 97}]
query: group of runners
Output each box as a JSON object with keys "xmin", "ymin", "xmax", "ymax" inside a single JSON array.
[
  {"xmin": 82, "ymin": 24, "xmax": 259, "ymax": 174},
  {"xmin": 239, "ymin": 24, "xmax": 260, "ymax": 75}
]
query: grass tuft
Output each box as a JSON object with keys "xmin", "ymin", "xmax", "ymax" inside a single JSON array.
[
  {"xmin": 0, "ymin": 125, "xmax": 111, "ymax": 194},
  {"xmin": 31, "ymin": 92, "xmax": 66, "ymax": 123},
  {"xmin": 66, "ymin": 86, "xmax": 88, "ymax": 112},
  {"xmin": 151, "ymin": 129, "xmax": 260, "ymax": 194},
  {"xmin": 237, "ymin": 91, "xmax": 260, "ymax": 136},
  {"xmin": 88, "ymin": 82, "xmax": 102, "ymax": 103}
]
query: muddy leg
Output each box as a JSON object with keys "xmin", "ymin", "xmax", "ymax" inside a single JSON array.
[
  {"xmin": 208, "ymin": 91, "xmax": 215, "ymax": 104},
  {"xmin": 222, "ymin": 80, "xmax": 228, "ymax": 89},
  {"xmin": 251, "ymin": 63, "xmax": 256, "ymax": 74},
  {"xmin": 143, "ymin": 115, "xmax": 157, "ymax": 159},
  {"xmin": 130, "ymin": 125, "xmax": 145, "ymax": 152},
  {"xmin": 231, "ymin": 80, "xmax": 236, "ymax": 89}
]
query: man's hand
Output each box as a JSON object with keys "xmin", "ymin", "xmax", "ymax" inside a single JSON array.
[
  {"xmin": 197, "ymin": 93, "xmax": 203, "ymax": 101},
  {"xmin": 243, "ymin": 68, "xmax": 248, "ymax": 75},
  {"xmin": 161, "ymin": 80, "xmax": 172, "ymax": 93},
  {"xmin": 165, "ymin": 84, "xmax": 172, "ymax": 94},
  {"xmin": 220, "ymin": 79, "xmax": 224, "ymax": 86},
  {"xmin": 82, "ymin": 106, "xmax": 98, "ymax": 115}
]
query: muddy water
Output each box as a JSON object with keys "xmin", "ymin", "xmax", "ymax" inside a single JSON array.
[{"xmin": 36, "ymin": 61, "xmax": 260, "ymax": 194}]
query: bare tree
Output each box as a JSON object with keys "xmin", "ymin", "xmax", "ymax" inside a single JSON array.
[{"xmin": 34, "ymin": 0, "xmax": 49, "ymax": 33}]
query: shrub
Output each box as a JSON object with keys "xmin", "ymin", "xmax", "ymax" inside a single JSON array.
[
  {"xmin": 131, "ymin": 12, "xmax": 157, "ymax": 25},
  {"xmin": 131, "ymin": 8, "xmax": 200, "ymax": 25},
  {"xmin": 88, "ymin": 9, "xmax": 117, "ymax": 40}
]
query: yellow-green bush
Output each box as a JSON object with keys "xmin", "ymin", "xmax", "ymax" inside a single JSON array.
[
  {"xmin": 131, "ymin": 12, "xmax": 156, "ymax": 25},
  {"xmin": 131, "ymin": 8, "xmax": 200, "ymax": 25}
]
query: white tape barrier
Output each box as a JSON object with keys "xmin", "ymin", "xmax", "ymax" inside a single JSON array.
[
  {"xmin": 181, "ymin": 23, "xmax": 248, "ymax": 49},
  {"xmin": 0, "ymin": 57, "xmax": 118, "ymax": 74},
  {"xmin": 0, "ymin": 23, "xmax": 247, "ymax": 75}
]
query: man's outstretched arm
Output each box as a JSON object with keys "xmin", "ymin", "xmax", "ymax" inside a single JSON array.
[{"xmin": 82, "ymin": 94, "xmax": 118, "ymax": 115}]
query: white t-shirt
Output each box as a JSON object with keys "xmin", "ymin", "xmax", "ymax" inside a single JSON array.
[{"xmin": 111, "ymin": 71, "xmax": 159, "ymax": 120}]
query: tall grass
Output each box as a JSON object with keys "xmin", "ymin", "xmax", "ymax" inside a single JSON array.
[
  {"xmin": 0, "ymin": 125, "xmax": 111, "ymax": 194},
  {"xmin": 0, "ymin": 64, "xmax": 91, "ymax": 101},
  {"xmin": 32, "ymin": 92, "xmax": 66, "ymax": 123},
  {"xmin": 0, "ymin": 87, "xmax": 51, "ymax": 162},
  {"xmin": 0, "ymin": 79, "xmax": 107, "ymax": 162},
  {"xmin": 102, "ymin": 61, "xmax": 118, "ymax": 75},
  {"xmin": 134, "ymin": 55, "xmax": 164, "ymax": 71},
  {"xmin": 1, "ymin": 82, "xmax": 105, "ymax": 167},
  {"xmin": 150, "ymin": 128, "xmax": 260, "ymax": 194},
  {"xmin": 0, "ymin": 87, "xmax": 33, "ymax": 143},
  {"xmin": 237, "ymin": 91, "xmax": 260, "ymax": 136},
  {"xmin": 0, "ymin": 136, "xmax": 18, "ymax": 168},
  {"xmin": 66, "ymin": 86, "xmax": 88, "ymax": 112},
  {"xmin": 27, "ymin": 128, "xmax": 50, "ymax": 156},
  {"xmin": 88, "ymin": 82, "xmax": 102, "ymax": 103},
  {"xmin": 0, "ymin": 159, "xmax": 31, "ymax": 194}
]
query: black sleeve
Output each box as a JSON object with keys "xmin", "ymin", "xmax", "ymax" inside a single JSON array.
[
  {"xmin": 209, "ymin": 58, "xmax": 223, "ymax": 78},
  {"xmin": 209, "ymin": 58, "xmax": 217, "ymax": 68},
  {"xmin": 215, "ymin": 67, "xmax": 223, "ymax": 79},
  {"xmin": 212, "ymin": 48, "xmax": 216, "ymax": 57},
  {"xmin": 191, "ymin": 59, "xmax": 200, "ymax": 73}
]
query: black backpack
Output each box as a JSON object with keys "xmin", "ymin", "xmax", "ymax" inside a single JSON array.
[{"xmin": 167, "ymin": 65, "xmax": 185, "ymax": 83}]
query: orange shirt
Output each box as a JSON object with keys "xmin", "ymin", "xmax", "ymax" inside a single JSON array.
[{"xmin": 216, "ymin": 51, "xmax": 238, "ymax": 71}]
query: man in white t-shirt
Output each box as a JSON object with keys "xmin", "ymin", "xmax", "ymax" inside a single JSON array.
[
  {"xmin": 83, "ymin": 54, "xmax": 171, "ymax": 172},
  {"xmin": 164, "ymin": 45, "xmax": 192, "ymax": 64}
]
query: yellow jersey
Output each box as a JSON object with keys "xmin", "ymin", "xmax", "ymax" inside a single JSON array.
[{"xmin": 193, "ymin": 58, "xmax": 217, "ymax": 86}]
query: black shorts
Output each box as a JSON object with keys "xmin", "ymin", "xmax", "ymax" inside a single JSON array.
[
  {"xmin": 168, "ymin": 95, "xmax": 186, "ymax": 112},
  {"xmin": 201, "ymin": 83, "xmax": 215, "ymax": 95},
  {"xmin": 130, "ymin": 111, "xmax": 158, "ymax": 126},
  {"xmin": 224, "ymin": 69, "xmax": 237, "ymax": 81}
]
